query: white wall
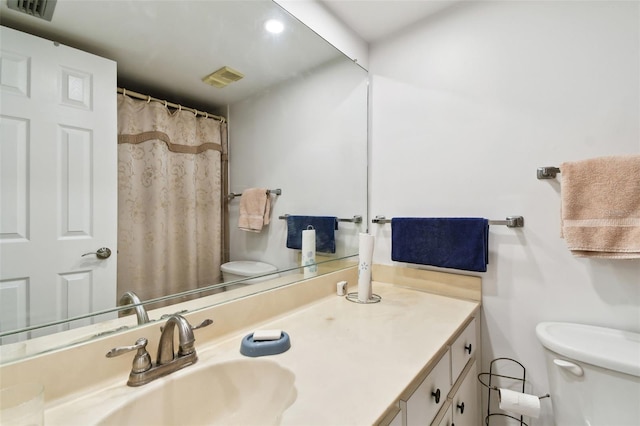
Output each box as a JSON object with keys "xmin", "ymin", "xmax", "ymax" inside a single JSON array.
[
  {"xmin": 228, "ymin": 58, "xmax": 368, "ymax": 269},
  {"xmin": 274, "ymin": 0, "xmax": 369, "ymax": 69},
  {"xmin": 369, "ymin": 1, "xmax": 639, "ymax": 424}
]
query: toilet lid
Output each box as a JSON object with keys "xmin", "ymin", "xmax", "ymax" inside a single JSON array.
[{"xmin": 221, "ymin": 261, "xmax": 278, "ymax": 275}]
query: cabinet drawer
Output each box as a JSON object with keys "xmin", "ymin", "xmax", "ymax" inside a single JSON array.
[
  {"xmin": 450, "ymin": 318, "xmax": 476, "ymax": 383},
  {"xmin": 388, "ymin": 409, "xmax": 403, "ymax": 426},
  {"xmin": 402, "ymin": 349, "xmax": 452, "ymax": 425},
  {"xmin": 451, "ymin": 360, "xmax": 479, "ymax": 426},
  {"xmin": 432, "ymin": 402, "xmax": 452, "ymax": 426}
]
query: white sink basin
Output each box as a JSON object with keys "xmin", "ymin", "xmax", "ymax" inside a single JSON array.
[{"xmin": 96, "ymin": 359, "xmax": 297, "ymax": 426}]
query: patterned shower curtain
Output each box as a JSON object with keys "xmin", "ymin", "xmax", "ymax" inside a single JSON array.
[{"xmin": 117, "ymin": 94, "xmax": 227, "ymax": 302}]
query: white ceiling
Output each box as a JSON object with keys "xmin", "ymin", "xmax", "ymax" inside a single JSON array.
[
  {"xmin": 0, "ymin": 0, "xmax": 344, "ymax": 112},
  {"xmin": 0, "ymin": 0, "xmax": 460, "ymax": 112},
  {"xmin": 320, "ymin": 0, "xmax": 463, "ymax": 42}
]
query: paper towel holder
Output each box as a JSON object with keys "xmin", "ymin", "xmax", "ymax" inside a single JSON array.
[{"xmin": 478, "ymin": 357, "xmax": 550, "ymax": 426}]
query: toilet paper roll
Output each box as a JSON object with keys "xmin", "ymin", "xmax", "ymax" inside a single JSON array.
[
  {"xmin": 499, "ymin": 388, "xmax": 541, "ymax": 419},
  {"xmin": 357, "ymin": 233, "xmax": 375, "ymax": 302},
  {"xmin": 301, "ymin": 228, "xmax": 317, "ymax": 278}
]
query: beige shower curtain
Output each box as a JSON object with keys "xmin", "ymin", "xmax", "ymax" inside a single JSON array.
[{"xmin": 117, "ymin": 94, "xmax": 227, "ymax": 302}]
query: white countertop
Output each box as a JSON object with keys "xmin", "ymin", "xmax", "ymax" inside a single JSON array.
[
  {"xmin": 267, "ymin": 282, "xmax": 478, "ymax": 424},
  {"xmin": 45, "ymin": 280, "xmax": 479, "ymax": 425}
]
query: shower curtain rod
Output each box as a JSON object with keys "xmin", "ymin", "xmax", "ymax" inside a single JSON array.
[{"xmin": 117, "ymin": 87, "xmax": 226, "ymax": 123}]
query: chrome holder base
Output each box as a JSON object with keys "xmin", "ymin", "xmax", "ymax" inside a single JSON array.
[{"xmin": 345, "ymin": 292, "xmax": 382, "ymax": 304}]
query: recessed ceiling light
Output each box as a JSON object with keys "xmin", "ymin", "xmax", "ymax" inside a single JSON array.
[{"xmin": 265, "ymin": 19, "xmax": 284, "ymax": 34}]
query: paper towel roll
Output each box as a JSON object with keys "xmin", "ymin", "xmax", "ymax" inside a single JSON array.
[
  {"xmin": 357, "ymin": 233, "xmax": 375, "ymax": 302},
  {"xmin": 301, "ymin": 228, "xmax": 317, "ymax": 278},
  {"xmin": 499, "ymin": 388, "xmax": 541, "ymax": 418}
]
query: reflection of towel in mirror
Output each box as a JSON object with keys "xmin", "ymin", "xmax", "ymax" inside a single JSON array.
[
  {"xmin": 238, "ymin": 188, "xmax": 271, "ymax": 232},
  {"xmin": 391, "ymin": 217, "xmax": 489, "ymax": 272},
  {"xmin": 286, "ymin": 215, "xmax": 338, "ymax": 253},
  {"xmin": 561, "ymin": 154, "xmax": 640, "ymax": 258}
]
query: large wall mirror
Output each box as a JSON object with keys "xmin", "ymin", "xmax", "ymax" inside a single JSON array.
[{"xmin": 0, "ymin": 0, "xmax": 367, "ymax": 360}]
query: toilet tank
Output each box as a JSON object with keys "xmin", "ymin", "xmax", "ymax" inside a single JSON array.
[
  {"xmin": 536, "ymin": 322, "xmax": 640, "ymax": 426},
  {"xmin": 220, "ymin": 261, "xmax": 279, "ymax": 284}
]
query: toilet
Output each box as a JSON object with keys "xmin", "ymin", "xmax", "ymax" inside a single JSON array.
[
  {"xmin": 220, "ymin": 261, "xmax": 279, "ymax": 286},
  {"xmin": 536, "ymin": 322, "xmax": 640, "ymax": 425}
]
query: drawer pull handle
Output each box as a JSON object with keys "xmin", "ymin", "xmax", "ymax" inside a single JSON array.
[
  {"xmin": 464, "ymin": 343, "xmax": 472, "ymax": 354},
  {"xmin": 431, "ymin": 388, "xmax": 441, "ymax": 403},
  {"xmin": 457, "ymin": 402, "xmax": 465, "ymax": 414}
]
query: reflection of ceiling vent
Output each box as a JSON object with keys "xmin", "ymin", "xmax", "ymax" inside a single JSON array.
[
  {"xmin": 7, "ymin": 0, "xmax": 57, "ymax": 21},
  {"xmin": 202, "ymin": 66, "xmax": 244, "ymax": 89}
]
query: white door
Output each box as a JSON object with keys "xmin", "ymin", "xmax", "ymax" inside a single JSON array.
[{"xmin": 0, "ymin": 27, "xmax": 117, "ymax": 343}]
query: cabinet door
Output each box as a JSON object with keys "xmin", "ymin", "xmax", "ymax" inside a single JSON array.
[
  {"xmin": 433, "ymin": 403, "xmax": 453, "ymax": 426},
  {"xmin": 451, "ymin": 318, "xmax": 476, "ymax": 383},
  {"xmin": 388, "ymin": 409, "xmax": 403, "ymax": 426},
  {"xmin": 403, "ymin": 349, "xmax": 452, "ymax": 425},
  {"xmin": 451, "ymin": 360, "xmax": 480, "ymax": 426}
]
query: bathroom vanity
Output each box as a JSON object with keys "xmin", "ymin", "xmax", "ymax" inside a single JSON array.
[{"xmin": 0, "ymin": 265, "xmax": 481, "ymax": 425}]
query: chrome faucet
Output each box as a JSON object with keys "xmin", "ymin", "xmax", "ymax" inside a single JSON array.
[
  {"xmin": 118, "ymin": 291, "xmax": 150, "ymax": 325},
  {"xmin": 106, "ymin": 314, "xmax": 213, "ymax": 386}
]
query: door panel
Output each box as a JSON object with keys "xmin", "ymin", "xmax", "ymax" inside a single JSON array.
[{"xmin": 0, "ymin": 27, "xmax": 117, "ymax": 343}]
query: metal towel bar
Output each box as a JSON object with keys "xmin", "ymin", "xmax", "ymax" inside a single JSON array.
[
  {"xmin": 279, "ymin": 214, "xmax": 363, "ymax": 224},
  {"xmin": 372, "ymin": 216, "xmax": 524, "ymax": 228},
  {"xmin": 227, "ymin": 188, "xmax": 281, "ymax": 200}
]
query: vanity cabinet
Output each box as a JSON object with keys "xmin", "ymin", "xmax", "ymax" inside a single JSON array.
[
  {"xmin": 401, "ymin": 349, "xmax": 452, "ymax": 424},
  {"xmin": 433, "ymin": 360, "xmax": 479, "ymax": 426},
  {"xmin": 435, "ymin": 403, "xmax": 453, "ymax": 426},
  {"xmin": 450, "ymin": 318, "xmax": 476, "ymax": 381},
  {"xmin": 388, "ymin": 408, "xmax": 404, "ymax": 426},
  {"xmin": 450, "ymin": 360, "xmax": 479, "ymax": 426},
  {"xmin": 391, "ymin": 316, "xmax": 480, "ymax": 426}
]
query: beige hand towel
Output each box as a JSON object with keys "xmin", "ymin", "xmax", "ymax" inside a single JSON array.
[
  {"xmin": 238, "ymin": 188, "xmax": 271, "ymax": 232},
  {"xmin": 561, "ymin": 154, "xmax": 640, "ymax": 258}
]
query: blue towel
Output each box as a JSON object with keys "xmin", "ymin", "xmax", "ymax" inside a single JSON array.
[
  {"xmin": 391, "ymin": 218, "xmax": 489, "ymax": 272},
  {"xmin": 286, "ymin": 215, "xmax": 338, "ymax": 254}
]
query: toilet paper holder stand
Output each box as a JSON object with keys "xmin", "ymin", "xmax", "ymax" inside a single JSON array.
[{"xmin": 478, "ymin": 357, "xmax": 550, "ymax": 426}]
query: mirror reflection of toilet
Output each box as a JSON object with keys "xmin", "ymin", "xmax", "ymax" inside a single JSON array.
[
  {"xmin": 220, "ymin": 261, "xmax": 279, "ymax": 291},
  {"xmin": 536, "ymin": 322, "xmax": 640, "ymax": 426}
]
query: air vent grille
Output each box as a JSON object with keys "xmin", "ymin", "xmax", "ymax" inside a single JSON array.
[
  {"xmin": 7, "ymin": 0, "xmax": 57, "ymax": 21},
  {"xmin": 202, "ymin": 66, "xmax": 244, "ymax": 89}
]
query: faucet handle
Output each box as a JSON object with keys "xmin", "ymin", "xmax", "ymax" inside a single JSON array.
[
  {"xmin": 192, "ymin": 319, "xmax": 213, "ymax": 330},
  {"xmin": 106, "ymin": 337, "xmax": 152, "ymax": 373},
  {"xmin": 159, "ymin": 318, "xmax": 213, "ymax": 333},
  {"xmin": 106, "ymin": 337, "xmax": 148, "ymax": 357}
]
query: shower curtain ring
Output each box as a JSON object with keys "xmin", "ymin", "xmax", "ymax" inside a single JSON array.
[
  {"xmin": 193, "ymin": 109, "xmax": 198, "ymax": 117},
  {"xmin": 146, "ymin": 96, "xmax": 151, "ymax": 104},
  {"xmin": 178, "ymin": 105, "xmax": 182, "ymax": 112},
  {"xmin": 164, "ymin": 100, "xmax": 168, "ymax": 108},
  {"xmin": 122, "ymin": 88, "xmax": 126, "ymax": 97},
  {"xmin": 205, "ymin": 112, "xmax": 208, "ymax": 119}
]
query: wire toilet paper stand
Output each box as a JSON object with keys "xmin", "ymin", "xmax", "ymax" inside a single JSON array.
[{"xmin": 478, "ymin": 358, "xmax": 550, "ymax": 426}]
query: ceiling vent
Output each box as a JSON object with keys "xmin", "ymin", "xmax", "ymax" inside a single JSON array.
[
  {"xmin": 7, "ymin": 0, "xmax": 57, "ymax": 21},
  {"xmin": 202, "ymin": 66, "xmax": 244, "ymax": 89}
]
